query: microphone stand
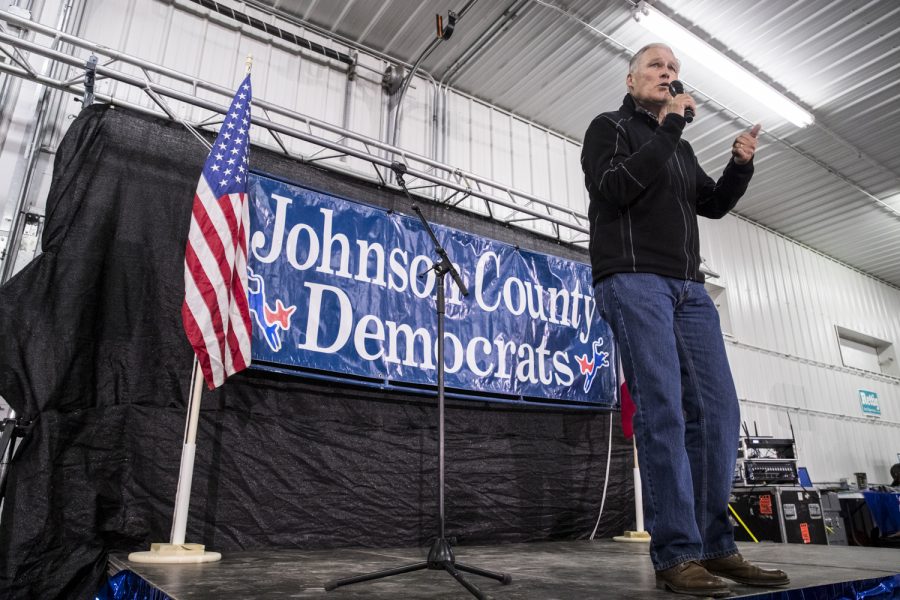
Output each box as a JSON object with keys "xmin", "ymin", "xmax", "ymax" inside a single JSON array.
[{"xmin": 324, "ymin": 162, "xmax": 512, "ymax": 599}]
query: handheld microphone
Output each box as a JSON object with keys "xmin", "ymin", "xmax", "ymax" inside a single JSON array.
[{"xmin": 668, "ymin": 80, "xmax": 694, "ymax": 123}]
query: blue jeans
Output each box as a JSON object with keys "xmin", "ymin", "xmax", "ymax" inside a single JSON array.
[{"xmin": 595, "ymin": 273, "xmax": 740, "ymax": 570}]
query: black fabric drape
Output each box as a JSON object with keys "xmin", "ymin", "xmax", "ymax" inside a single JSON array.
[{"xmin": 0, "ymin": 105, "xmax": 632, "ymax": 600}]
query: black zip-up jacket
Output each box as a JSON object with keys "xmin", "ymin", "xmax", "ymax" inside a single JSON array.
[{"xmin": 581, "ymin": 94, "xmax": 754, "ymax": 285}]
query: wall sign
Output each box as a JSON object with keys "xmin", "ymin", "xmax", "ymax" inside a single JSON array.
[{"xmin": 859, "ymin": 389, "xmax": 881, "ymax": 417}]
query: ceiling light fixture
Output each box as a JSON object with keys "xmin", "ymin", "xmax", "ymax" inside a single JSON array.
[{"xmin": 632, "ymin": 1, "xmax": 814, "ymax": 128}]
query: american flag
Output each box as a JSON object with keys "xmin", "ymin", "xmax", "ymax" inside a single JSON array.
[
  {"xmin": 618, "ymin": 356, "xmax": 636, "ymax": 439},
  {"xmin": 182, "ymin": 74, "xmax": 253, "ymax": 389}
]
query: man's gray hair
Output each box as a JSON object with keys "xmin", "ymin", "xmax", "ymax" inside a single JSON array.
[{"xmin": 628, "ymin": 43, "xmax": 679, "ymax": 73}]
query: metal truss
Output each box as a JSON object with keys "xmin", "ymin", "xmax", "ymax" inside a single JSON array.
[{"xmin": 0, "ymin": 9, "xmax": 590, "ymax": 247}]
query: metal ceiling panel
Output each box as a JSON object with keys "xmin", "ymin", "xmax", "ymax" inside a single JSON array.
[{"xmin": 249, "ymin": 0, "xmax": 900, "ymax": 287}]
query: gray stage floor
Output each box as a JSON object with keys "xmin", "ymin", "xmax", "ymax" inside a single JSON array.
[{"xmin": 108, "ymin": 540, "xmax": 900, "ymax": 599}]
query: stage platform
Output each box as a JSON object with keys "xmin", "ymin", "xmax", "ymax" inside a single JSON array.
[{"xmin": 107, "ymin": 540, "xmax": 899, "ymax": 599}]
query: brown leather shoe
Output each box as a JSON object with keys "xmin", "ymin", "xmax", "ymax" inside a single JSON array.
[
  {"xmin": 655, "ymin": 560, "xmax": 732, "ymax": 597},
  {"xmin": 701, "ymin": 553, "xmax": 790, "ymax": 587}
]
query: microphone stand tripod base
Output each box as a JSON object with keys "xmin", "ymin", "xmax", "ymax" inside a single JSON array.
[
  {"xmin": 613, "ymin": 530, "xmax": 651, "ymax": 543},
  {"xmin": 128, "ymin": 542, "xmax": 222, "ymax": 563},
  {"xmin": 324, "ymin": 537, "xmax": 511, "ymax": 599}
]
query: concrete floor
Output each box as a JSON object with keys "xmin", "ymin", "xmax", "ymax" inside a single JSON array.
[{"xmin": 108, "ymin": 540, "xmax": 900, "ymax": 599}]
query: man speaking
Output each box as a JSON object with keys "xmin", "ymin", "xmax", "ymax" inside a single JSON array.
[{"xmin": 581, "ymin": 43, "xmax": 789, "ymax": 597}]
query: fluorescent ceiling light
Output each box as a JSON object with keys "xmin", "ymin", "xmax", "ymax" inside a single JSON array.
[{"xmin": 632, "ymin": 1, "xmax": 814, "ymax": 128}]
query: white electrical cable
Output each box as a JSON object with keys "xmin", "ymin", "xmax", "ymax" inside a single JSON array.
[{"xmin": 589, "ymin": 411, "xmax": 614, "ymax": 540}]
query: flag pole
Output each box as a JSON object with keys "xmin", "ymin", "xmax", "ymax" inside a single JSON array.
[
  {"xmin": 613, "ymin": 364, "xmax": 650, "ymax": 544},
  {"xmin": 169, "ymin": 357, "xmax": 206, "ymax": 545},
  {"xmin": 128, "ymin": 356, "xmax": 221, "ymax": 563},
  {"xmin": 613, "ymin": 435, "xmax": 651, "ymax": 543},
  {"xmin": 631, "ymin": 437, "xmax": 648, "ymax": 534}
]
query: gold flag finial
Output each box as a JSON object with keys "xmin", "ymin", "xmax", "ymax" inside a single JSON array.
[{"xmin": 245, "ymin": 54, "xmax": 253, "ymax": 74}]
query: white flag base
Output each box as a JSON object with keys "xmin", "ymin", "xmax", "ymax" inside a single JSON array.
[
  {"xmin": 129, "ymin": 543, "xmax": 222, "ymax": 563},
  {"xmin": 613, "ymin": 530, "xmax": 651, "ymax": 543}
]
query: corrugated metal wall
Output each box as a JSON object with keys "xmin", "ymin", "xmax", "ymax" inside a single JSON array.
[
  {"xmin": 444, "ymin": 89, "xmax": 587, "ymax": 238},
  {"xmin": 0, "ymin": 0, "xmax": 82, "ymax": 280},
  {"xmin": 1, "ymin": 0, "xmax": 898, "ymax": 484},
  {"xmin": 701, "ymin": 216, "xmax": 900, "ymax": 483},
  {"xmin": 0, "ymin": 0, "xmax": 86, "ymax": 415}
]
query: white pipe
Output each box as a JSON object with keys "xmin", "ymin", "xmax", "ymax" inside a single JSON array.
[
  {"xmin": 633, "ymin": 468, "xmax": 645, "ymax": 532},
  {"xmin": 170, "ymin": 443, "xmax": 196, "ymax": 545},
  {"xmin": 169, "ymin": 359, "xmax": 204, "ymax": 545},
  {"xmin": 589, "ymin": 412, "xmax": 614, "ymax": 539},
  {"xmin": 632, "ymin": 438, "xmax": 645, "ymax": 532}
]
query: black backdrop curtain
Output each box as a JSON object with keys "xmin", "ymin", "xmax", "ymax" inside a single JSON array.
[{"xmin": 0, "ymin": 105, "xmax": 632, "ymax": 600}]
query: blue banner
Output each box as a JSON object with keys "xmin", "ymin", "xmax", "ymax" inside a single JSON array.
[{"xmin": 247, "ymin": 173, "xmax": 616, "ymax": 407}]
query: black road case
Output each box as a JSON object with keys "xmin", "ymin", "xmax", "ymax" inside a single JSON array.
[{"xmin": 730, "ymin": 486, "xmax": 827, "ymax": 545}]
